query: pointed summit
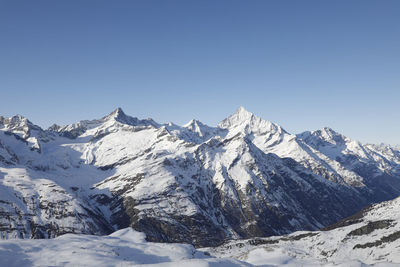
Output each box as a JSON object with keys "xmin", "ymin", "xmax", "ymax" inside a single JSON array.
[
  {"xmin": 183, "ymin": 119, "xmax": 215, "ymax": 138},
  {"xmin": 106, "ymin": 107, "xmax": 127, "ymax": 120},
  {"xmin": 218, "ymin": 107, "xmax": 286, "ymax": 136},
  {"xmin": 236, "ymin": 106, "xmax": 253, "ymax": 116},
  {"xmin": 183, "ymin": 119, "xmax": 203, "ymax": 130},
  {"xmin": 113, "ymin": 107, "xmax": 125, "ymax": 116},
  {"xmin": 218, "ymin": 106, "xmax": 255, "ymax": 128},
  {"xmin": 103, "ymin": 107, "xmax": 158, "ymax": 128},
  {"xmin": 103, "ymin": 107, "xmax": 138, "ymax": 125},
  {"xmin": 321, "ymin": 127, "xmax": 339, "ymax": 136},
  {"xmin": 318, "ymin": 127, "xmax": 347, "ymax": 144},
  {"xmin": 235, "ymin": 106, "xmax": 254, "ymax": 119}
]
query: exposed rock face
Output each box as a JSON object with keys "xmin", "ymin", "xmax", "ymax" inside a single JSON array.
[
  {"xmin": 204, "ymin": 196, "xmax": 400, "ymax": 265},
  {"xmin": 0, "ymin": 167, "xmax": 112, "ymax": 239},
  {"xmin": 0, "ymin": 107, "xmax": 400, "ymax": 246}
]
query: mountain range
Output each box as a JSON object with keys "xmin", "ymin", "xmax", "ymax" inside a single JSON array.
[{"xmin": 1, "ymin": 107, "xmax": 400, "ymax": 247}]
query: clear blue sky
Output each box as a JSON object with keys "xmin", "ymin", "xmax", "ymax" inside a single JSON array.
[{"xmin": 1, "ymin": 1, "xmax": 399, "ymax": 144}]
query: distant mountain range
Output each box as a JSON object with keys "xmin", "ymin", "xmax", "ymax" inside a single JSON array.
[{"xmin": 1, "ymin": 107, "xmax": 400, "ymax": 246}]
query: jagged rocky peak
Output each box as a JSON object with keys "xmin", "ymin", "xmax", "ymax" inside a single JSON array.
[
  {"xmin": 1, "ymin": 114, "xmax": 35, "ymax": 129},
  {"xmin": 184, "ymin": 119, "xmax": 202, "ymax": 130},
  {"xmin": 103, "ymin": 107, "xmax": 158, "ymax": 128},
  {"xmin": 103, "ymin": 107, "xmax": 127, "ymax": 121},
  {"xmin": 183, "ymin": 119, "xmax": 209, "ymax": 135},
  {"xmin": 312, "ymin": 127, "xmax": 348, "ymax": 145},
  {"xmin": 181, "ymin": 119, "xmax": 223, "ymax": 141},
  {"xmin": 320, "ymin": 127, "xmax": 343, "ymax": 138},
  {"xmin": 0, "ymin": 114, "xmax": 42, "ymax": 138},
  {"xmin": 218, "ymin": 106, "xmax": 285, "ymax": 136},
  {"xmin": 47, "ymin": 123, "xmax": 61, "ymax": 132},
  {"xmin": 299, "ymin": 127, "xmax": 347, "ymax": 144},
  {"xmin": 51, "ymin": 108, "xmax": 160, "ymax": 139}
]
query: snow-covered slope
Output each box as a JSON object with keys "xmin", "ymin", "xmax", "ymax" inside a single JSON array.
[
  {"xmin": 0, "ymin": 228, "xmax": 250, "ymax": 267},
  {"xmin": 0, "ymin": 107, "xmax": 399, "ymax": 246},
  {"xmin": 3, "ymin": 195, "xmax": 400, "ymax": 267},
  {"xmin": 204, "ymin": 196, "xmax": 400, "ymax": 266}
]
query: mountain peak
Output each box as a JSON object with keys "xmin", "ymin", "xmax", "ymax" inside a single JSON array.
[
  {"xmin": 218, "ymin": 107, "xmax": 286, "ymax": 137},
  {"xmin": 102, "ymin": 107, "xmax": 159, "ymax": 128},
  {"xmin": 0, "ymin": 114, "xmax": 42, "ymax": 138},
  {"xmin": 182, "ymin": 119, "xmax": 216, "ymax": 138},
  {"xmin": 219, "ymin": 107, "xmax": 264, "ymax": 127},
  {"xmin": 103, "ymin": 107, "xmax": 134, "ymax": 124},
  {"xmin": 235, "ymin": 106, "xmax": 254, "ymax": 118},
  {"xmin": 183, "ymin": 119, "xmax": 203, "ymax": 129},
  {"xmin": 297, "ymin": 127, "xmax": 348, "ymax": 147},
  {"xmin": 321, "ymin": 127, "xmax": 338, "ymax": 135},
  {"xmin": 218, "ymin": 106, "xmax": 255, "ymax": 128},
  {"xmin": 108, "ymin": 107, "xmax": 126, "ymax": 119},
  {"xmin": 0, "ymin": 114, "xmax": 40, "ymax": 130},
  {"xmin": 318, "ymin": 127, "xmax": 346, "ymax": 142}
]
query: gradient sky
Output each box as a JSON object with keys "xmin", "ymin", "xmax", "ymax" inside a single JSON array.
[{"xmin": 1, "ymin": 1, "xmax": 399, "ymax": 144}]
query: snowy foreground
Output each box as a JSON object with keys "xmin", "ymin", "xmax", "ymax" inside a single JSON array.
[
  {"xmin": 203, "ymin": 197, "xmax": 400, "ymax": 267},
  {"xmin": 4, "ymin": 196, "xmax": 400, "ymax": 267},
  {"xmin": 1, "ymin": 226, "xmax": 399, "ymax": 267},
  {"xmin": 0, "ymin": 228, "xmax": 249, "ymax": 267}
]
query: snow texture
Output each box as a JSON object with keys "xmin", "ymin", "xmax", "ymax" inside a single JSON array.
[
  {"xmin": 204, "ymin": 196, "xmax": 400, "ymax": 266},
  {"xmin": 0, "ymin": 228, "xmax": 251, "ymax": 267}
]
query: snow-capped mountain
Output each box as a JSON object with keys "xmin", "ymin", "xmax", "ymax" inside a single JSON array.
[
  {"xmin": 0, "ymin": 107, "xmax": 399, "ymax": 246},
  {"xmin": 204, "ymin": 196, "xmax": 400, "ymax": 266}
]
